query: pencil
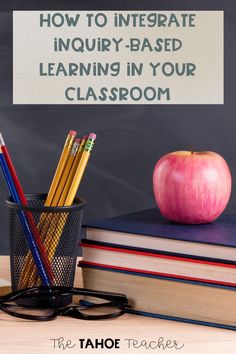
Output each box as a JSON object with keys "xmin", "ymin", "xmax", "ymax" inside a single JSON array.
[
  {"xmin": 64, "ymin": 133, "xmax": 96, "ymax": 206},
  {"xmin": 46, "ymin": 133, "xmax": 96, "ymax": 261},
  {"xmin": 40, "ymin": 138, "xmax": 82, "ymax": 251},
  {"xmin": 40, "ymin": 137, "xmax": 82, "ymax": 238},
  {"xmin": 0, "ymin": 134, "xmax": 54, "ymax": 284},
  {"xmin": 45, "ymin": 130, "xmax": 77, "ymax": 206},
  {"xmin": 25, "ymin": 136, "xmax": 86, "ymax": 285},
  {"xmin": 37, "ymin": 130, "xmax": 76, "ymax": 235},
  {"xmin": 23, "ymin": 138, "xmax": 82, "ymax": 285},
  {"xmin": 57, "ymin": 135, "xmax": 88, "ymax": 206},
  {"xmin": 20, "ymin": 131, "xmax": 77, "ymax": 287},
  {"xmin": 0, "ymin": 148, "xmax": 51, "ymax": 287},
  {"xmin": 51, "ymin": 138, "xmax": 81, "ymax": 206},
  {"xmin": 22, "ymin": 135, "xmax": 82, "ymax": 286},
  {"xmin": 27, "ymin": 133, "xmax": 96, "ymax": 285},
  {"xmin": 41, "ymin": 135, "xmax": 87, "ymax": 256}
]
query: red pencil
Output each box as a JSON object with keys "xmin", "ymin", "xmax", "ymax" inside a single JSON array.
[{"xmin": 0, "ymin": 133, "xmax": 54, "ymax": 282}]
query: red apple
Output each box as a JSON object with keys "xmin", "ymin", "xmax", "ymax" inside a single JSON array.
[{"xmin": 153, "ymin": 151, "xmax": 232, "ymax": 224}]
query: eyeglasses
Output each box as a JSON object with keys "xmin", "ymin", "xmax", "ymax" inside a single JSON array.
[{"xmin": 0, "ymin": 286, "xmax": 130, "ymax": 321}]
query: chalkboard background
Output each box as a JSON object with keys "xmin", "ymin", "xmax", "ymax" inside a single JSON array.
[{"xmin": 0, "ymin": 0, "xmax": 235, "ymax": 254}]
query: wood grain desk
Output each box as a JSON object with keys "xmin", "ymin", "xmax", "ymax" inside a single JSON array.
[{"xmin": 0, "ymin": 256, "xmax": 236, "ymax": 354}]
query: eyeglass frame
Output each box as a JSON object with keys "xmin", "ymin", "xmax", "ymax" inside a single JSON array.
[{"xmin": 0, "ymin": 286, "xmax": 130, "ymax": 321}]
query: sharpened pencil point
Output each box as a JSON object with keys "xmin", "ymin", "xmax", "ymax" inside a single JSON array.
[{"xmin": 0, "ymin": 133, "xmax": 5, "ymax": 146}]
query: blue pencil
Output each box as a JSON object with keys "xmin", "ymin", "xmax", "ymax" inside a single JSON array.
[{"xmin": 0, "ymin": 149, "xmax": 51, "ymax": 287}]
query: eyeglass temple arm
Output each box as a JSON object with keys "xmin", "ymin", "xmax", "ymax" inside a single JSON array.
[
  {"xmin": 0, "ymin": 286, "xmax": 129, "ymax": 306},
  {"xmin": 62, "ymin": 286, "xmax": 129, "ymax": 305},
  {"xmin": 36, "ymin": 286, "xmax": 129, "ymax": 304}
]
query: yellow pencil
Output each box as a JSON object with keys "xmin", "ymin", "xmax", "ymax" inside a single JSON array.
[
  {"xmin": 65, "ymin": 133, "xmax": 96, "ymax": 205},
  {"xmin": 50, "ymin": 137, "xmax": 81, "ymax": 206},
  {"xmin": 39, "ymin": 136, "xmax": 84, "ymax": 256},
  {"xmin": 41, "ymin": 135, "xmax": 88, "ymax": 257},
  {"xmin": 45, "ymin": 133, "xmax": 96, "ymax": 261},
  {"xmin": 24, "ymin": 137, "xmax": 83, "ymax": 287},
  {"xmin": 30, "ymin": 133, "xmax": 96, "ymax": 285},
  {"xmin": 19, "ymin": 130, "xmax": 77, "ymax": 288},
  {"xmin": 57, "ymin": 135, "xmax": 88, "ymax": 206},
  {"xmin": 37, "ymin": 131, "xmax": 78, "ymax": 243},
  {"xmin": 35, "ymin": 130, "xmax": 77, "ymax": 239},
  {"xmin": 45, "ymin": 130, "xmax": 77, "ymax": 206}
]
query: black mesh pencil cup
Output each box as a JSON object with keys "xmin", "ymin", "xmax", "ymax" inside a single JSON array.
[{"xmin": 6, "ymin": 193, "xmax": 86, "ymax": 307}]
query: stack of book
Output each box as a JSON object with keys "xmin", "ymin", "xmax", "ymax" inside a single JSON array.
[{"xmin": 79, "ymin": 208, "xmax": 236, "ymax": 330}]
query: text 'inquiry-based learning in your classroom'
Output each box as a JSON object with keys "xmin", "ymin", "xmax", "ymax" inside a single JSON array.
[{"xmin": 13, "ymin": 11, "xmax": 223, "ymax": 104}]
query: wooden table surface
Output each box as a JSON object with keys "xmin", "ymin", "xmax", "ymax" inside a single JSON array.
[{"xmin": 1, "ymin": 256, "xmax": 236, "ymax": 354}]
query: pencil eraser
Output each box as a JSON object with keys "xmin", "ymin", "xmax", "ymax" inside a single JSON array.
[
  {"xmin": 75, "ymin": 137, "xmax": 81, "ymax": 143},
  {"xmin": 89, "ymin": 133, "xmax": 97, "ymax": 140},
  {"xmin": 82, "ymin": 135, "xmax": 88, "ymax": 141},
  {"xmin": 69, "ymin": 130, "xmax": 77, "ymax": 137}
]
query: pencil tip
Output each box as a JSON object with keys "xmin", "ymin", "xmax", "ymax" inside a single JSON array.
[{"xmin": 0, "ymin": 133, "xmax": 5, "ymax": 146}]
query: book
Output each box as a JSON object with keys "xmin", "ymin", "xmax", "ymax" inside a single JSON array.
[
  {"xmin": 80, "ymin": 240, "xmax": 236, "ymax": 286},
  {"xmin": 80, "ymin": 263, "xmax": 236, "ymax": 331},
  {"xmin": 85, "ymin": 208, "xmax": 236, "ymax": 261}
]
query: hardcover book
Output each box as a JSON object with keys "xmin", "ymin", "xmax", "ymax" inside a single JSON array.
[
  {"xmin": 85, "ymin": 208, "xmax": 236, "ymax": 261},
  {"xmin": 80, "ymin": 240, "xmax": 236, "ymax": 286},
  {"xmin": 80, "ymin": 263, "xmax": 236, "ymax": 331}
]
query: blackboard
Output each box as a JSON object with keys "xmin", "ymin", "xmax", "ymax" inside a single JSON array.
[{"xmin": 0, "ymin": 0, "xmax": 235, "ymax": 254}]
